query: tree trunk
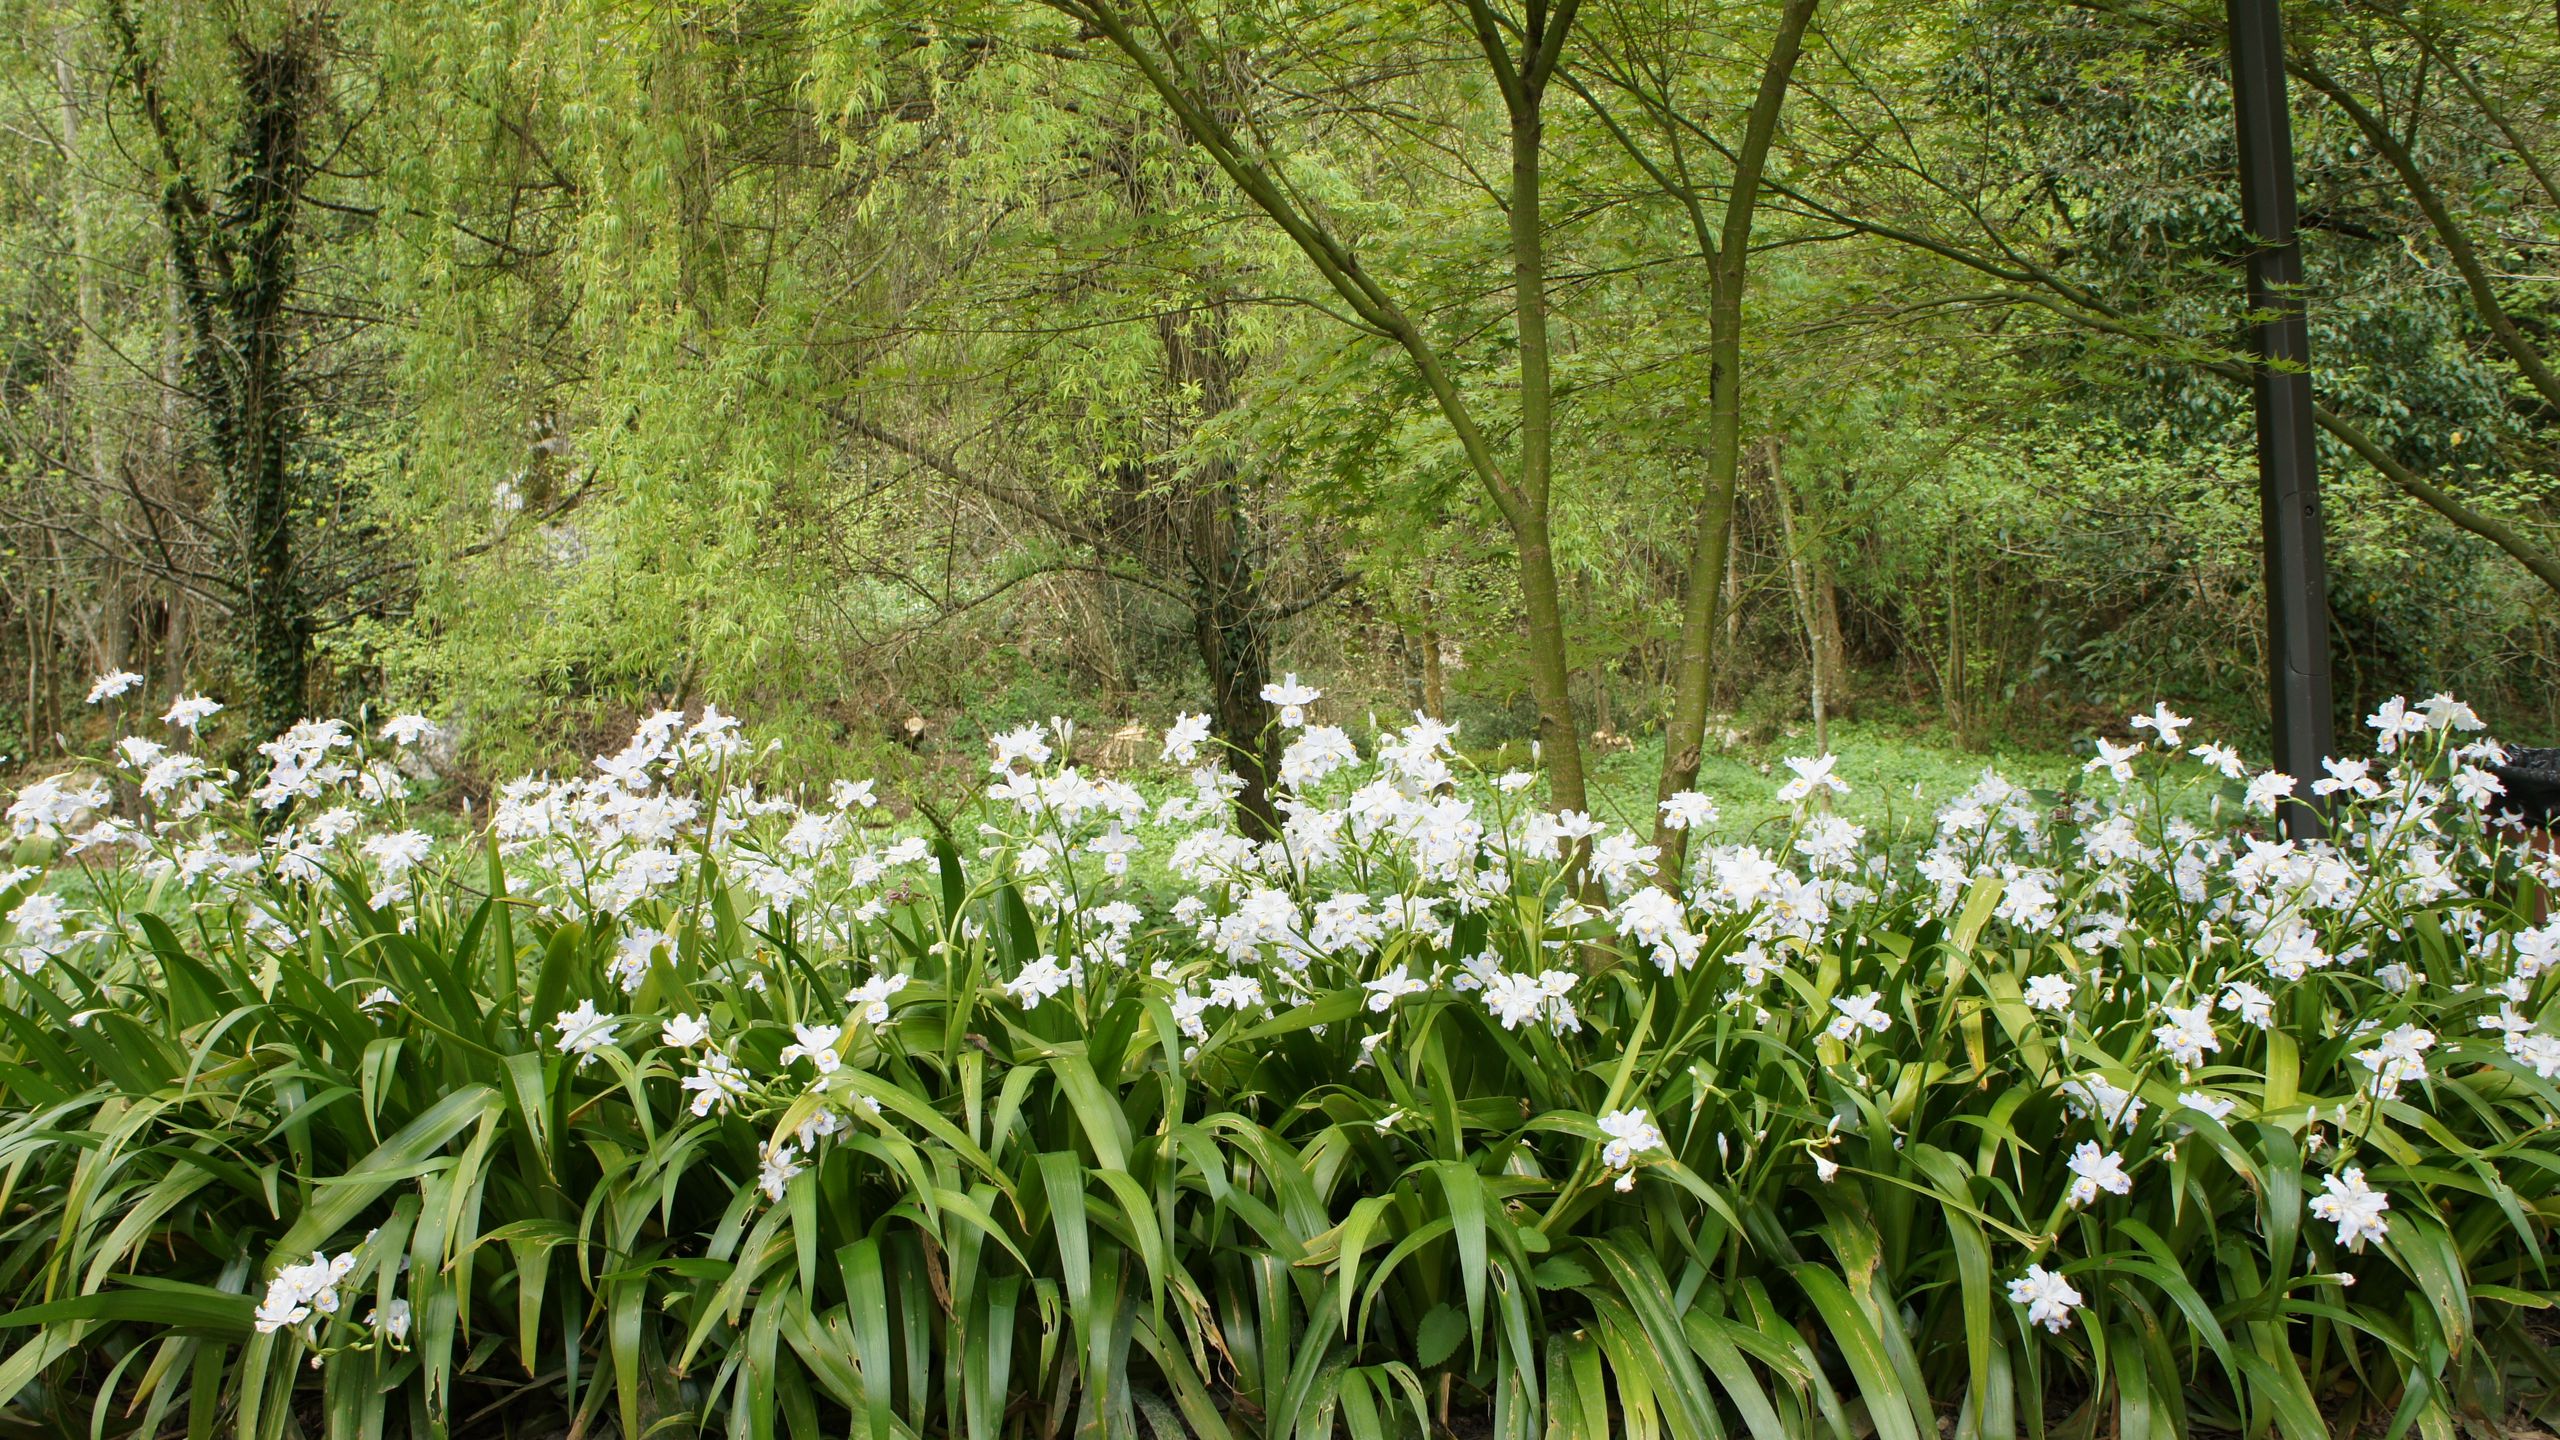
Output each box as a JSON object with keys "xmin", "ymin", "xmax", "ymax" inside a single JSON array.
[
  {"xmin": 1183, "ymin": 456, "xmax": 1280, "ymax": 839},
  {"xmin": 226, "ymin": 38, "xmax": 313, "ymax": 740},
  {"xmin": 161, "ymin": 595, "xmax": 191, "ymax": 705},
  {"xmin": 107, "ymin": 2, "xmax": 321, "ymax": 743},
  {"xmin": 22, "ymin": 585, "xmax": 41, "ymax": 758},
  {"xmin": 1802, "ymin": 475, "xmax": 1849, "ymax": 714},
  {"xmin": 56, "ymin": 31, "xmax": 134, "ymax": 679},
  {"xmin": 1811, "ymin": 549, "xmax": 1847, "ymax": 709},
  {"xmin": 1767, "ymin": 439, "xmax": 1847, "ymax": 725},
  {"xmin": 1516, "ymin": 514, "xmax": 1588, "ymax": 812},
  {"xmin": 1944, "ymin": 532, "xmax": 1966, "ymax": 741},
  {"xmin": 41, "ymin": 582, "xmax": 61, "ymax": 750},
  {"xmin": 1503, "ymin": 78, "xmax": 1589, "ymax": 817},
  {"xmin": 1719, "ymin": 515, "xmax": 1744, "ymax": 704},
  {"xmin": 1156, "ymin": 299, "xmax": 1282, "ymax": 838},
  {"xmin": 1195, "ymin": 567, "xmax": 1279, "ymax": 837},
  {"xmin": 1646, "ymin": 0, "xmax": 1820, "ymax": 874},
  {"xmin": 1765, "ymin": 438, "xmax": 1828, "ymax": 754},
  {"xmin": 1420, "ymin": 588, "xmax": 1446, "ymax": 721}
]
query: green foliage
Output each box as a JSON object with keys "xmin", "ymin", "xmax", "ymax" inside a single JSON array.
[{"xmin": 9, "ymin": 0, "xmax": 2560, "ymax": 778}]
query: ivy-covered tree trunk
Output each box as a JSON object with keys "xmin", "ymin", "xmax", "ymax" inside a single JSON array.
[
  {"xmin": 229, "ymin": 36, "xmax": 310, "ymax": 740},
  {"xmin": 106, "ymin": 2, "xmax": 319, "ymax": 742}
]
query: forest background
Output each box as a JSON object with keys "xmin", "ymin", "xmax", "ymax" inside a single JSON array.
[{"xmin": 4, "ymin": 0, "xmax": 2557, "ymax": 828}]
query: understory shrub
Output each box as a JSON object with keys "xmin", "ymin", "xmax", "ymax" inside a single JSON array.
[{"xmin": 2, "ymin": 681, "xmax": 2557, "ymax": 1438}]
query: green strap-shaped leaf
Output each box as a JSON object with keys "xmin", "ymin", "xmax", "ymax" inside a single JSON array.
[
  {"xmin": 272, "ymin": 1084, "xmax": 500, "ymax": 1260},
  {"xmin": 1789, "ymin": 1265, "xmax": 1923, "ymax": 1440},
  {"xmin": 0, "ymin": 1283, "xmax": 253, "ymax": 1336},
  {"xmin": 839, "ymin": 1238, "xmax": 896, "ymax": 1440},
  {"xmin": 1582, "ymin": 1238, "xmax": 1721, "ymax": 1440}
]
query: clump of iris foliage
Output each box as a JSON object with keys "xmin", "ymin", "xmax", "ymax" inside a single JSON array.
[{"xmin": 2, "ymin": 677, "xmax": 2557, "ymax": 1440}]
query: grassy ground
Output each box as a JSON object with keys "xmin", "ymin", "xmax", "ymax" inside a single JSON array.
[
  {"xmin": 1574, "ymin": 721, "xmax": 2084, "ymax": 844},
  {"xmin": 788, "ymin": 717, "xmax": 2096, "ymax": 899},
  {"xmin": 841, "ymin": 713, "xmax": 2097, "ymax": 847}
]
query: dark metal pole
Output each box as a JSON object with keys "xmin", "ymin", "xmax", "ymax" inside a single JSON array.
[{"xmin": 2227, "ymin": 0, "xmax": 2333, "ymax": 838}]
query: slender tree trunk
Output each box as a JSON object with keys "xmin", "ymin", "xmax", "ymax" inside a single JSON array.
[
  {"xmin": 1420, "ymin": 587, "xmax": 1446, "ymax": 721},
  {"xmin": 1800, "ymin": 477, "xmax": 1848, "ymax": 712},
  {"xmin": 1944, "ymin": 532, "xmax": 1966, "ymax": 740},
  {"xmin": 156, "ymin": 264, "xmax": 189, "ymax": 706},
  {"xmin": 1720, "ymin": 516, "xmax": 1744, "ymax": 683},
  {"xmin": 1646, "ymin": 0, "xmax": 1819, "ymax": 873},
  {"xmin": 1082, "ymin": 87, "xmax": 1293, "ymax": 839},
  {"xmin": 162, "ymin": 596, "xmax": 190, "ymax": 703},
  {"xmin": 22, "ymin": 585, "xmax": 40, "ymax": 757},
  {"xmin": 1811, "ymin": 549, "xmax": 1846, "ymax": 707},
  {"xmin": 56, "ymin": 31, "xmax": 133, "ymax": 678},
  {"xmin": 1768, "ymin": 440, "xmax": 1847, "ymax": 715},
  {"xmin": 41, "ymin": 582, "xmax": 61, "ymax": 750},
  {"xmin": 1766, "ymin": 438, "xmax": 1828, "ymax": 754},
  {"xmin": 1516, "ymin": 515, "xmax": 1587, "ymax": 809},
  {"xmin": 1504, "ymin": 78, "xmax": 1589, "ymax": 816}
]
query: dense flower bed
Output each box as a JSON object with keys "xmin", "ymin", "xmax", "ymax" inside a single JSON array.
[{"xmin": 2, "ymin": 676, "xmax": 2556, "ymax": 1438}]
